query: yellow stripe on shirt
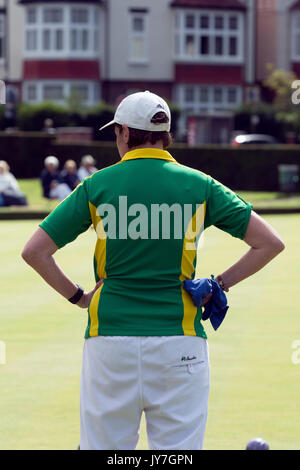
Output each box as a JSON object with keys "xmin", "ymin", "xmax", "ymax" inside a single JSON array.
[
  {"xmin": 89, "ymin": 201, "xmax": 107, "ymax": 280},
  {"xmin": 180, "ymin": 202, "xmax": 206, "ymax": 336},
  {"xmin": 88, "ymin": 202, "xmax": 108, "ymax": 336},
  {"xmin": 88, "ymin": 283, "xmax": 104, "ymax": 337}
]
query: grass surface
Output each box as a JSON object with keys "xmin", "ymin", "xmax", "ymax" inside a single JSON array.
[
  {"xmin": 0, "ymin": 216, "xmax": 299, "ymax": 450},
  {"xmin": 0, "ymin": 179, "xmax": 300, "ymax": 213}
]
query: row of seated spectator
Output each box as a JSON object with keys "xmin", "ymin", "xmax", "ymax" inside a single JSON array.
[
  {"xmin": 41, "ymin": 154, "xmax": 98, "ymax": 202},
  {"xmin": 0, "ymin": 160, "xmax": 28, "ymax": 207}
]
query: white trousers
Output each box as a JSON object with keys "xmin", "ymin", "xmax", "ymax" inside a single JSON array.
[{"xmin": 80, "ymin": 335, "xmax": 210, "ymax": 450}]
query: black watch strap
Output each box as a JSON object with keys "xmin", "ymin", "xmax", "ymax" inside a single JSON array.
[{"xmin": 68, "ymin": 285, "xmax": 84, "ymax": 304}]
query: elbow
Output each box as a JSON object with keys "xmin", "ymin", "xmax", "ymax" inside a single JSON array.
[
  {"xmin": 21, "ymin": 246, "xmax": 32, "ymax": 265},
  {"xmin": 21, "ymin": 245, "xmax": 38, "ymax": 266},
  {"xmin": 270, "ymin": 237, "xmax": 285, "ymax": 256}
]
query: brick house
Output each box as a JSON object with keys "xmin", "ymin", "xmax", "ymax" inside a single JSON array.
[{"xmin": 1, "ymin": 0, "xmax": 298, "ymax": 141}]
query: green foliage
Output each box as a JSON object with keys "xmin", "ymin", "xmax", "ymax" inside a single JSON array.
[
  {"xmin": 17, "ymin": 101, "xmax": 70, "ymax": 131},
  {"xmin": 12, "ymin": 99, "xmax": 180, "ymax": 141},
  {"xmin": 275, "ymin": 111, "xmax": 300, "ymax": 133},
  {"xmin": 263, "ymin": 64, "xmax": 297, "ymax": 112},
  {"xmin": 81, "ymin": 101, "xmax": 115, "ymax": 141},
  {"xmin": 234, "ymin": 66, "xmax": 300, "ymax": 136}
]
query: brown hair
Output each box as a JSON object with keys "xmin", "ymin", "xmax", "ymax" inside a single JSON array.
[{"xmin": 115, "ymin": 112, "xmax": 173, "ymax": 149}]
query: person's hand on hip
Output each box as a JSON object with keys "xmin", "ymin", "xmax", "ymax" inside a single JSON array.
[{"xmin": 77, "ymin": 280, "xmax": 103, "ymax": 309}]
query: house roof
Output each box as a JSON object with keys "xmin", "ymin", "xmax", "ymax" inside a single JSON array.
[{"xmin": 170, "ymin": 0, "xmax": 246, "ymax": 10}]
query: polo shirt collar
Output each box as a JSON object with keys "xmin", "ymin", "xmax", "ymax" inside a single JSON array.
[{"xmin": 121, "ymin": 148, "xmax": 177, "ymax": 163}]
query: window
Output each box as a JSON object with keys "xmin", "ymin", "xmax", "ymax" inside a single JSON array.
[
  {"xmin": 24, "ymin": 5, "xmax": 100, "ymax": 58},
  {"xmin": 55, "ymin": 30, "xmax": 64, "ymax": 50},
  {"xmin": 26, "ymin": 30, "xmax": 37, "ymax": 51},
  {"xmin": 200, "ymin": 15, "xmax": 209, "ymax": 29},
  {"xmin": 227, "ymin": 87, "xmax": 238, "ymax": 104},
  {"xmin": 185, "ymin": 35, "xmax": 195, "ymax": 56},
  {"xmin": 229, "ymin": 16, "xmax": 238, "ymax": 30},
  {"xmin": 129, "ymin": 10, "xmax": 148, "ymax": 62},
  {"xmin": 200, "ymin": 36, "xmax": 209, "ymax": 55},
  {"xmin": 43, "ymin": 85, "xmax": 64, "ymax": 101},
  {"xmin": 42, "ymin": 8, "xmax": 64, "ymax": 51},
  {"xmin": 215, "ymin": 36, "xmax": 223, "ymax": 55},
  {"xmin": 229, "ymin": 37, "xmax": 237, "ymax": 56},
  {"xmin": 43, "ymin": 8, "xmax": 63, "ymax": 23},
  {"xmin": 27, "ymin": 84, "xmax": 37, "ymax": 101},
  {"xmin": 214, "ymin": 87, "xmax": 223, "ymax": 104},
  {"xmin": 71, "ymin": 8, "xmax": 88, "ymax": 24},
  {"xmin": 291, "ymin": 13, "xmax": 300, "ymax": 60},
  {"xmin": 199, "ymin": 87, "xmax": 209, "ymax": 104},
  {"xmin": 70, "ymin": 6, "xmax": 89, "ymax": 51},
  {"xmin": 43, "ymin": 30, "xmax": 51, "ymax": 50},
  {"xmin": 71, "ymin": 84, "xmax": 89, "ymax": 101},
  {"xmin": 215, "ymin": 16, "xmax": 223, "ymax": 30},
  {"xmin": 177, "ymin": 84, "xmax": 243, "ymax": 112},
  {"xmin": 175, "ymin": 84, "xmax": 243, "ymax": 139},
  {"xmin": 23, "ymin": 81, "xmax": 100, "ymax": 106},
  {"xmin": 175, "ymin": 10, "xmax": 244, "ymax": 63},
  {"xmin": 184, "ymin": 86, "xmax": 195, "ymax": 103},
  {"xmin": 27, "ymin": 7, "xmax": 37, "ymax": 24},
  {"xmin": 71, "ymin": 29, "xmax": 89, "ymax": 51},
  {"xmin": 0, "ymin": 15, "xmax": 5, "ymax": 60}
]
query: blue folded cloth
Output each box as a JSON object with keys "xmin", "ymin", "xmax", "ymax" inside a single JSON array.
[{"xmin": 183, "ymin": 275, "xmax": 229, "ymax": 331}]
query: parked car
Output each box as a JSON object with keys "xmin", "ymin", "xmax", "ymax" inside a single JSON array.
[{"xmin": 231, "ymin": 134, "xmax": 279, "ymax": 146}]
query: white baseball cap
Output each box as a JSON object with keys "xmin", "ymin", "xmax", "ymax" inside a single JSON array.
[{"xmin": 99, "ymin": 91, "xmax": 171, "ymax": 132}]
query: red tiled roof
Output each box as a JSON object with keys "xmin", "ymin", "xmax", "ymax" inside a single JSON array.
[{"xmin": 170, "ymin": 0, "xmax": 246, "ymax": 9}]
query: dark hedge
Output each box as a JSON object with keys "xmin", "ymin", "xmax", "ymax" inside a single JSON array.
[{"xmin": 1, "ymin": 132, "xmax": 300, "ymax": 191}]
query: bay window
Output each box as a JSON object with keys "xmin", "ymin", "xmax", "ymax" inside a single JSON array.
[
  {"xmin": 23, "ymin": 80, "xmax": 100, "ymax": 106},
  {"xmin": 24, "ymin": 4, "xmax": 100, "ymax": 58},
  {"xmin": 0, "ymin": 15, "xmax": 5, "ymax": 61},
  {"xmin": 175, "ymin": 10, "xmax": 244, "ymax": 63},
  {"xmin": 291, "ymin": 12, "xmax": 300, "ymax": 61},
  {"xmin": 177, "ymin": 84, "xmax": 243, "ymax": 112}
]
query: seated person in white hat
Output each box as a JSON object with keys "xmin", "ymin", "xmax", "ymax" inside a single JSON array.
[
  {"xmin": 40, "ymin": 156, "xmax": 60, "ymax": 199},
  {"xmin": 77, "ymin": 155, "xmax": 98, "ymax": 181}
]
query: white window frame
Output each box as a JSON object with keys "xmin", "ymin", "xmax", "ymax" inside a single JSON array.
[
  {"xmin": 174, "ymin": 9, "xmax": 244, "ymax": 64},
  {"xmin": 291, "ymin": 12, "xmax": 300, "ymax": 61},
  {"xmin": 0, "ymin": 14, "xmax": 6, "ymax": 62},
  {"xmin": 23, "ymin": 80, "xmax": 101, "ymax": 107},
  {"xmin": 128, "ymin": 10, "xmax": 149, "ymax": 64},
  {"xmin": 175, "ymin": 84, "xmax": 243, "ymax": 138},
  {"xmin": 176, "ymin": 84, "xmax": 243, "ymax": 113},
  {"xmin": 23, "ymin": 3, "xmax": 100, "ymax": 59}
]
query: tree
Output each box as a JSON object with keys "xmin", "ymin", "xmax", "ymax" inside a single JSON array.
[
  {"xmin": 263, "ymin": 64, "xmax": 300, "ymax": 136},
  {"xmin": 263, "ymin": 63, "xmax": 298, "ymax": 112}
]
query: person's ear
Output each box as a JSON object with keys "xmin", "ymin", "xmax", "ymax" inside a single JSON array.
[{"xmin": 122, "ymin": 125, "xmax": 130, "ymax": 144}]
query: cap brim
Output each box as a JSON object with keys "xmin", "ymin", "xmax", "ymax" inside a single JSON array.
[{"xmin": 99, "ymin": 120, "xmax": 116, "ymax": 131}]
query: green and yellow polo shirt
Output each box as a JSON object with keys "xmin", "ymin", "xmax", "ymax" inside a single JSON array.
[{"xmin": 39, "ymin": 148, "xmax": 252, "ymax": 339}]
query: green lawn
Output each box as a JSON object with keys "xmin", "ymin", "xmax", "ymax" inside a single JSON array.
[
  {"xmin": 0, "ymin": 216, "xmax": 299, "ymax": 450},
  {"xmin": 0, "ymin": 179, "xmax": 299, "ymax": 213}
]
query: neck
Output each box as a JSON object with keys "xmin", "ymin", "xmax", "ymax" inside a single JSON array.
[{"xmin": 120, "ymin": 142, "xmax": 164, "ymax": 159}]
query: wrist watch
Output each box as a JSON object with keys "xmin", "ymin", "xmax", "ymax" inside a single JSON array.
[{"xmin": 68, "ymin": 284, "xmax": 84, "ymax": 304}]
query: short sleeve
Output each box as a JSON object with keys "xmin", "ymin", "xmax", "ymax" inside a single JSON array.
[
  {"xmin": 39, "ymin": 180, "xmax": 92, "ymax": 248},
  {"xmin": 204, "ymin": 177, "xmax": 252, "ymax": 240}
]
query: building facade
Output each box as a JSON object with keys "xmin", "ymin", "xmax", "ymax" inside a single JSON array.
[{"xmin": 0, "ymin": 0, "xmax": 299, "ymax": 141}]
